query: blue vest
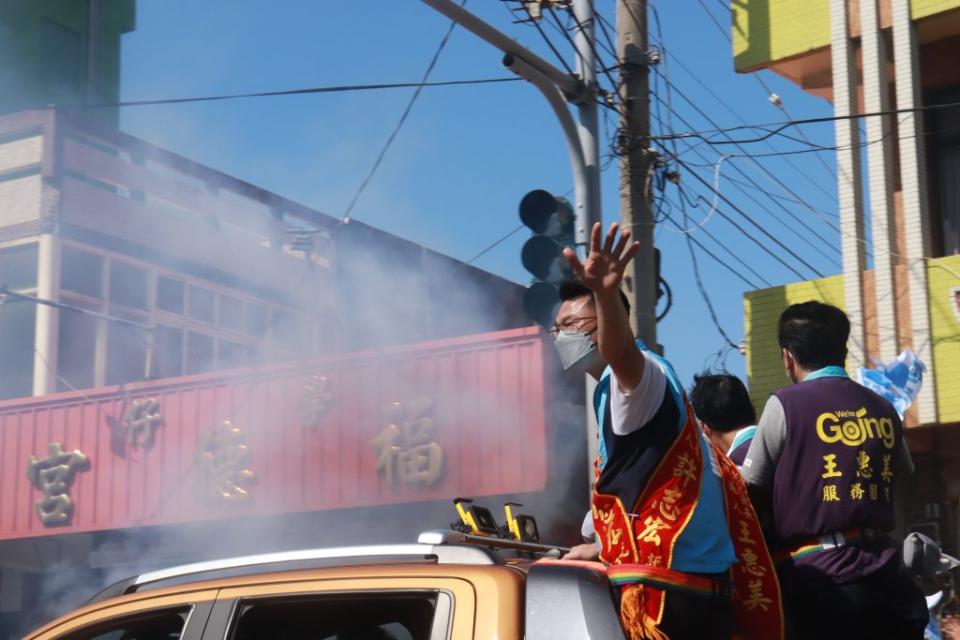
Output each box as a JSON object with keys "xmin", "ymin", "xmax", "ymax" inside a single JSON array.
[{"xmin": 594, "ymin": 344, "xmax": 736, "ymax": 574}]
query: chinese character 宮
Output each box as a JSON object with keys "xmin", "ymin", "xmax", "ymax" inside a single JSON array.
[
  {"xmin": 27, "ymin": 443, "xmax": 91, "ymax": 526},
  {"xmin": 371, "ymin": 398, "xmax": 443, "ymax": 486},
  {"xmin": 195, "ymin": 421, "xmax": 256, "ymax": 504},
  {"xmin": 821, "ymin": 454, "xmax": 842, "ymax": 478}
]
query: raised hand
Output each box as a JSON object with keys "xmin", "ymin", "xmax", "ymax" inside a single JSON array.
[{"xmin": 562, "ymin": 222, "xmax": 640, "ymax": 294}]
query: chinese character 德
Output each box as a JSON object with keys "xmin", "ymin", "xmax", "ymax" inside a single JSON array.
[
  {"xmin": 371, "ymin": 398, "xmax": 443, "ymax": 486},
  {"xmin": 27, "ymin": 443, "xmax": 91, "ymax": 526},
  {"xmin": 821, "ymin": 453, "xmax": 842, "ymax": 478},
  {"xmin": 195, "ymin": 421, "xmax": 256, "ymax": 504}
]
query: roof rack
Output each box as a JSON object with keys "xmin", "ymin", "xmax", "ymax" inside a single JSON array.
[
  {"xmin": 87, "ymin": 541, "xmax": 498, "ymax": 605},
  {"xmin": 418, "ymin": 529, "xmax": 570, "ymax": 556}
]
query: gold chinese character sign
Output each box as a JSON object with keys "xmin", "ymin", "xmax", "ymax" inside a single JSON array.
[
  {"xmin": 298, "ymin": 375, "xmax": 333, "ymax": 430},
  {"xmin": 195, "ymin": 421, "xmax": 256, "ymax": 504},
  {"xmin": 123, "ymin": 398, "xmax": 163, "ymax": 449},
  {"xmin": 26, "ymin": 443, "xmax": 91, "ymax": 527},
  {"xmin": 371, "ymin": 398, "xmax": 442, "ymax": 486}
]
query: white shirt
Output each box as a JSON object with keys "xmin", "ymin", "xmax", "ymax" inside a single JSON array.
[{"xmin": 608, "ymin": 351, "xmax": 668, "ymax": 436}]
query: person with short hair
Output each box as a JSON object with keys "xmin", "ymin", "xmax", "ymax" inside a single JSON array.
[
  {"xmin": 742, "ymin": 300, "xmax": 928, "ymax": 639},
  {"xmin": 556, "ymin": 222, "xmax": 783, "ymax": 640},
  {"xmin": 690, "ymin": 372, "xmax": 757, "ymax": 467}
]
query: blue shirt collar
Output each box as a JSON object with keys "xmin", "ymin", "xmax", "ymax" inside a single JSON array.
[{"xmin": 803, "ymin": 365, "xmax": 849, "ymax": 381}]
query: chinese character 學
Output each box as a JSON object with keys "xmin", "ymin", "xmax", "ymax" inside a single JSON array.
[
  {"xmin": 195, "ymin": 421, "xmax": 256, "ymax": 504},
  {"xmin": 371, "ymin": 398, "xmax": 442, "ymax": 486},
  {"xmin": 298, "ymin": 375, "xmax": 333, "ymax": 430},
  {"xmin": 122, "ymin": 398, "xmax": 163, "ymax": 450},
  {"xmin": 823, "ymin": 485, "xmax": 840, "ymax": 502},
  {"xmin": 821, "ymin": 453, "xmax": 842, "ymax": 478},
  {"xmin": 27, "ymin": 443, "xmax": 91, "ymax": 527}
]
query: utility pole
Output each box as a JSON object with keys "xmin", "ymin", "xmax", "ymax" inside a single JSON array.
[{"xmin": 616, "ymin": 0, "xmax": 658, "ymax": 347}]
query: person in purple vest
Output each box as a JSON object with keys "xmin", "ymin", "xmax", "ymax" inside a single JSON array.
[
  {"xmin": 690, "ymin": 372, "xmax": 757, "ymax": 468},
  {"xmin": 741, "ymin": 301, "xmax": 928, "ymax": 639}
]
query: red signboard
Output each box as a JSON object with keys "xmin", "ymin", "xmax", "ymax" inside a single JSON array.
[{"xmin": 0, "ymin": 328, "xmax": 549, "ymax": 540}]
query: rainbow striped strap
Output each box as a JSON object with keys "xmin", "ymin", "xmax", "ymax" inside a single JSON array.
[
  {"xmin": 606, "ymin": 564, "xmax": 725, "ymax": 599},
  {"xmin": 773, "ymin": 528, "xmax": 862, "ymax": 564}
]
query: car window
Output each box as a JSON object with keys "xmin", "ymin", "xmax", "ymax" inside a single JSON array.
[
  {"xmin": 229, "ymin": 592, "xmax": 440, "ymax": 640},
  {"xmin": 60, "ymin": 607, "xmax": 190, "ymax": 640}
]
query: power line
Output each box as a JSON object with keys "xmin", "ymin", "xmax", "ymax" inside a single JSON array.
[
  {"xmin": 650, "ymin": 86, "xmax": 841, "ymax": 270},
  {"xmin": 342, "ymin": 0, "xmax": 469, "ymax": 223},
  {"xmin": 650, "ymin": 74, "xmax": 844, "ymax": 263},
  {"xmin": 66, "ymin": 77, "xmax": 523, "ymax": 110},
  {"xmin": 653, "ymin": 99, "xmax": 960, "ymax": 144},
  {"xmin": 467, "ymin": 224, "xmax": 524, "ymax": 264},
  {"xmin": 698, "ymin": 0, "xmax": 838, "ymax": 183},
  {"xmin": 662, "ymin": 212, "xmax": 763, "ymax": 289}
]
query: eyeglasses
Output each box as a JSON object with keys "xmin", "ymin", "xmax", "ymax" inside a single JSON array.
[{"xmin": 549, "ymin": 316, "xmax": 597, "ymax": 338}]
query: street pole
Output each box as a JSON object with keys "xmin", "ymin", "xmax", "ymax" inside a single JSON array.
[
  {"xmin": 572, "ymin": 0, "xmax": 602, "ymax": 254},
  {"xmin": 616, "ymin": 0, "xmax": 658, "ymax": 347}
]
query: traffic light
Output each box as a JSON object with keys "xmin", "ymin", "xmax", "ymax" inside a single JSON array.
[{"xmin": 518, "ymin": 190, "xmax": 575, "ymax": 328}]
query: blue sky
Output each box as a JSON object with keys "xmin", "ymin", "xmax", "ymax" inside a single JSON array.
[{"xmin": 118, "ymin": 0, "xmax": 846, "ymax": 385}]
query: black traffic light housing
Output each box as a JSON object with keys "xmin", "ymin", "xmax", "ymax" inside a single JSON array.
[{"xmin": 518, "ymin": 189, "xmax": 575, "ymax": 328}]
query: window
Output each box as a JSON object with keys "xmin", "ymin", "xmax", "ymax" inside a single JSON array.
[
  {"xmin": 246, "ymin": 303, "xmax": 267, "ymax": 337},
  {"xmin": 62, "ymin": 607, "xmax": 189, "ymax": 640},
  {"xmin": 218, "ymin": 295, "xmax": 245, "ymax": 332},
  {"xmin": 157, "ymin": 277, "xmax": 184, "ymax": 314},
  {"xmin": 186, "ymin": 332, "xmax": 214, "ymax": 374},
  {"xmin": 0, "ymin": 243, "xmax": 38, "ymax": 291},
  {"xmin": 229, "ymin": 592, "xmax": 443, "ymax": 640},
  {"xmin": 0, "ymin": 304, "xmax": 35, "ymax": 400},
  {"xmin": 188, "ymin": 286, "xmax": 215, "ymax": 323},
  {"xmin": 109, "ymin": 261, "xmax": 149, "ymax": 310},
  {"xmin": 57, "ymin": 304, "xmax": 99, "ymax": 391},
  {"xmin": 155, "ymin": 325, "xmax": 184, "ymax": 378},
  {"xmin": 61, "ymin": 247, "xmax": 103, "ymax": 298},
  {"xmin": 106, "ymin": 309, "xmax": 148, "ymax": 386},
  {"xmin": 218, "ymin": 339, "xmax": 245, "ymax": 370}
]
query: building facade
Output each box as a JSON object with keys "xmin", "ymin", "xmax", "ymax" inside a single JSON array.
[{"xmin": 734, "ymin": 0, "xmax": 960, "ymax": 553}]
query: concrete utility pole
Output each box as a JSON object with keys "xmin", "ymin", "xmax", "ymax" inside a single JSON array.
[{"xmin": 616, "ymin": 0, "xmax": 658, "ymax": 347}]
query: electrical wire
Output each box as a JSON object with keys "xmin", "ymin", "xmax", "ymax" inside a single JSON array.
[
  {"xmin": 67, "ymin": 77, "xmax": 523, "ymax": 110},
  {"xmin": 698, "ymin": 0, "xmax": 838, "ymax": 182},
  {"xmin": 467, "ymin": 224, "xmax": 525, "ymax": 264}
]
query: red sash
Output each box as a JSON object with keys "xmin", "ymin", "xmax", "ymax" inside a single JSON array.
[{"xmin": 591, "ymin": 401, "xmax": 784, "ymax": 640}]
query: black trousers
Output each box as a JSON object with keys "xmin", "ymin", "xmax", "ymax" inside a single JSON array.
[
  {"xmin": 657, "ymin": 575, "xmax": 733, "ymax": 640},
  {"xmin": 786, "ymin": 558, "xmax": 928, "ymax": 640}
]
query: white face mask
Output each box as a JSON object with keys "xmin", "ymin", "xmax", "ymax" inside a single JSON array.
[{"xmin": 554, "ymin": 330, "xmax": 597, "ymax": 371}]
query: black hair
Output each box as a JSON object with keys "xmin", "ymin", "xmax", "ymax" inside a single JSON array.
[
  {"xmin": 557, "ymin": 278, "xmax": 631, "ymax": 315},
  {"xmin": 689, "ymin": 372, "xmax": 756, "ymax": 433},
  {"xmin": 778, "ymin": 301, "xmax": 850, "ymax": 370}
]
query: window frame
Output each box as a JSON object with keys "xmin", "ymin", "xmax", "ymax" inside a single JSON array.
[
  {"xmin": 205, "ymin": 587, "xmax": 459, "ymax": 640},
  {"xmin": 34, "ymin": 598, "xmax": 213, "ymax": 640}
]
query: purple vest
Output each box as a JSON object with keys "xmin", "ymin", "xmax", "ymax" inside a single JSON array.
[{"xmin": 772, "ymin": 377, "xmax": 903, "ymax": 586}]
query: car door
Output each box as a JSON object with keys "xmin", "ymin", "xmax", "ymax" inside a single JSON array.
[
  {"xmin": 27, "ymin": 588, "xmax": 216, "ymax": 640},
  {"xmin": 201, "ymin": 576, "xmax": 476, "ymax": 640}
]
